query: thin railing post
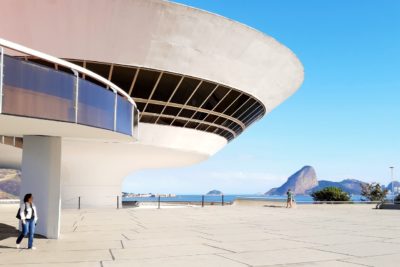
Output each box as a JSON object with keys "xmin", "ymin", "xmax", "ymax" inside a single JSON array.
[
  {"xmin": 72, "ymin": 70, "xmax": 79, "ymax": 123},
  {"xmin": 158, "ymin": 196, "xmax": 161, "ymax": 209},
  {"xmin": 78, "ymin": 196, "xmax": 81, "ymax": 210},
  {"xmin": 117, "ymin": 195, "xmax": 120, "ymax": 209},
  {"xmin": 202, "ymin": 195, "xmax": 204, "ymax": 207},
  {"xmin": 222, "ymin": 195, "xmax": 224, "ymax": 206},
  {"xmin": 113, "ymin": 92, "xmax": 118, "ymax": 131},
  {"xmin": 0, "ymin": 46, "xmax": 4, "ymax": 114},
  {"xmin": 131, "ymin": 105, "xmax": 134, "ymax": 136}
]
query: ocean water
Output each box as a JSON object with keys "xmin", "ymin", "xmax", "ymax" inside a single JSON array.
[{"xmin": 123, "ymin": 194, "xmax": 364, "ymax": 203}]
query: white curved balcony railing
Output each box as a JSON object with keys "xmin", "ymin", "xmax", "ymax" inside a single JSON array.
[{"xmin": 0, "ymin": 39, "xmax": 138, "ymax": 138}]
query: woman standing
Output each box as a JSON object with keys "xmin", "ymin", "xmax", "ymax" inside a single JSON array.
[
  {"xmin": 16, "ymin": 193, "xmax": 38, "ymax": 249},
  {"xmin": 286, "ymin": 189, "xmax": 294, "ymax": 208}
]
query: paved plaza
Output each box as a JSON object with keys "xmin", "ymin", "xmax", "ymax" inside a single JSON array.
[{"xmin": 0, "ymin": 203, "xmax": 399, "ymax": 266}]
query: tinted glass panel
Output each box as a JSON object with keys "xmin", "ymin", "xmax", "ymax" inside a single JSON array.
[
  {"xmin": 170, "ymin": 77, "xmax": 200, "ymax": 104},
  {"xmin": 27, "ymin": 58, "xmax": 56, "ymax": 69},
  {"xmin": 185, "ymin": 121, "xmax": 199, "ymax": 129},
  {"xmin": 78, "ymin": 79, "xmax": 115, "ymax": 130},
  {"xmin": 86, "ymin": 62, "xmax": 111, "ymax": 79},
  {"xmin": 187, "ymin": 81, "xmax": 216, "ymax": 107},
  {"xmin": 242, "ymin": 106, "xmax": 263, "ymax": 124},
  {"xmin": 132, "ymin": 69, "xmax": 160, "ymax": 99},
  {"xmin": 171, "ymin": 119, "xmax": 186, "ymax": 127},
  {"xmin": 233, "ymin": 99, "xmax": 256, "ymax": 119},
  {"xmin": 196, "ymin": 124, "xmax": 209, "ymax": 131},
  {"xmin": 157, "ymin": 117, "xmax": 173, "ymax": 125},
  {"xmin": 225, "ymin": 95, "xmax": 249, "ymax": 116},
  {"xmin": 201, "ymin": 85, "xmax": 230, "ymax": 110},
  {"xmin": 111, "ymin": 66, "xmax": 137, "ymax": 93},
  {"xmin": 192, "ymin": 111, "xmax": 208, "ymax": 121},
  {"xmin": 214, "ymin": 90, "xmax": 240, "ymax": 113},
  {"xmin": 214, "ymin": 117, "xmax": 226, "ymax": 125},
  {"xmin": 152, "ymin": 73, "xmax": 181, "ymax": 101},
  {"xmin": 179, "ymin": 109, "xmax": 195, "ymax": 118},
  {"xmin": 2, "ymin": 55, "xmax": 75, "ymax": 122},
  {"xmin": 145, "ymin": 103, "xmax": 164, "ymax": 114},
  {"xmin": 116, "ymin": 97, "xmax": 132, "ymax": 135},
  {"xmin": 163, "ymin": 106, "xmax": 180, "ymax": 116},
  {"xmin": 203, "ymin": 114, "xmax": 218, "ymax": 123},
  {"xmin": 135, "ymin": 102, "xmax": 145, "ymax": 111},
  {"xmin": 205, "ymin": 126, "xmax": 217, "ymax": 133}
]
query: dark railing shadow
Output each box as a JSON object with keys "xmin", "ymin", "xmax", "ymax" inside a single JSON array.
[
  {"xmin": 0, "ymin": 222, "xmax": 46, "ymax": 249},
  {"xmin": 0, "ymin": 223, "xmax": 20, "ymax": 241}
]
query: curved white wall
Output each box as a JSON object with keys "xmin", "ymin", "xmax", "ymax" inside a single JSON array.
[
  {"xmin": 0, "ymin": 117, "xmax": 227, "ymax": 207},
  {"xmin": 0, "ymin": 0, "xmax": 304, "ymax": 111}
]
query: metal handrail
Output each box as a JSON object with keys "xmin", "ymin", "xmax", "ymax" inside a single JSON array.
[
  {"xmin": 0, "ymin": 38, "xmax": 139, "ymax": 138},
  {"xmin": 0, "ymin": 38, "xmax": 136, "ymax": 106}
]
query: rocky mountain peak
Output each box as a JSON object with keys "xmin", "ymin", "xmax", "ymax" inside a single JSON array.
[{"xmin": 265, "ymin": 166, "xmax": 318, "ymax": 195}]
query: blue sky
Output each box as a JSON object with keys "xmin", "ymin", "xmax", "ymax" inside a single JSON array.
[{"xmin": 123, "ymin": 0, "xmax": 400, "ymax": 194}]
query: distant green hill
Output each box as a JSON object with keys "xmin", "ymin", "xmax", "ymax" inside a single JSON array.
[
  {"xmin": 265, "ymin": 166, "xmax": 380, "ymax": 196},
  {"xmin": 306, "ymin": 179, "xmax": 367, "ymax": 195}
]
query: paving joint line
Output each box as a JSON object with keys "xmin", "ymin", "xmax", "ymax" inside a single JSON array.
[
  {"xmin": 214, "ymin": 253, "xmax": 251, "ymax": 266},
  {"xmin": 109, "ymin": 249, "xmax": 115, "ymax": 260},
  {"xmin": 198, "ymin": 235, "xmax": 222, "ymax": 243},
  {"xmin": 203, "ymin": 243, "xmax": 237, "ymax": 253},
  {"xmin": 121, "ymin": 233, "xmax": 130, "ymax": 240}
]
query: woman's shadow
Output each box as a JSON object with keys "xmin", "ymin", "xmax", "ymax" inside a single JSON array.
[{"xmin": 0, "ymin": 222, "xmax": 45, "ymax": 249}]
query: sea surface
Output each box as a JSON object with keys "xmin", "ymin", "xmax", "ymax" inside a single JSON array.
[{"xmin": 123, "ymin": 194, "xmax": 365, "ymax": 203}]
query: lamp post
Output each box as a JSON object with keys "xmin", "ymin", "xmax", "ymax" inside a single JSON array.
[{"xmin": 390, "ymin": 166, "xmax": 394, "ymax": 202}]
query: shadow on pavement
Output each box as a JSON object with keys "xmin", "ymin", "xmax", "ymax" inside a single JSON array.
[{"xmin": 0, "ymin": 223, "xmax": 46, "ymax": 242}]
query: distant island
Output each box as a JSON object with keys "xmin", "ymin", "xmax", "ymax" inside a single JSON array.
[
  {"xmin": 265, "ymin": 166, "xmax": 393, "ymax": 196},
  {"xmin": 207, "ymin": 190, "xmax": 223, "ymax": 196}
]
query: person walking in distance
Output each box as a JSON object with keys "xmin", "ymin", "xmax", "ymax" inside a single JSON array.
[
  {"xmin": 16, "ymin": 193, "xmax": 38, "ymax": 249},
  {"xmin": 286, "ymin": 189, "xmax": 294, "ymax": 208}
]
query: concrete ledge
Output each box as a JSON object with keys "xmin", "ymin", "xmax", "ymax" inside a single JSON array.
[
  {"xmin": 0, "ymin": 199, "xmax": 19, "ymax": 204},
  {"xmin": 378, "ymin": 203, "xmax": 400, "ymax": 210},
  {"xmin": 233, "ymin": 198, "xmax": 286, "ymax": 207}
]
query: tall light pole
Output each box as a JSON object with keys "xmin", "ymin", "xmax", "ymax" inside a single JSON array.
[{"xmin": 390, "ymin": 166, "xmax": 394, "ymax": 202}]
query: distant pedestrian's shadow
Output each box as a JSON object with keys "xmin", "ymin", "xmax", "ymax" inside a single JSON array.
[{"xmin": 0, "ymin": 222, "xmax": 46, "ymax": 249}]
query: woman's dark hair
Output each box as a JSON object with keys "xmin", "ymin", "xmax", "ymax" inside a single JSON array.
[{"xmin": 23, "ymin": 193, "xmax": 32, "ymax": 203}]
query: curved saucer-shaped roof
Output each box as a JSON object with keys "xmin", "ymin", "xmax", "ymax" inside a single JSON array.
[{"xmin": 0, "ymin": 0, "xmax": 304, "ymax": 143}]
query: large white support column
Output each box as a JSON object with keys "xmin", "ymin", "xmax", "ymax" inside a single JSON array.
[{"xmin": 21, "ymin": 136, "xmax": 62, "ymax": 239}]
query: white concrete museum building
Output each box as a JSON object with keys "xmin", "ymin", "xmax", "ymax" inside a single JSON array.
[{"xmin": 0, "ymin": 0, "xmax": 304, "ymax": 238}]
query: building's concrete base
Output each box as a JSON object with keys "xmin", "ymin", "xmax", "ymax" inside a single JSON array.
[
  {"xmin": 61, "ymin": 185, "xmax": 121, "ymax": 209},
  {"xmin": 20, "ymin": 136, "xmax": 62, "ymax": 239}
]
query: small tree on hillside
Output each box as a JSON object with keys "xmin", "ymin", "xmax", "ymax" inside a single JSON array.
[
  {"xmin": 361, "ymin": 183, "xmax": 388, "ymax": 201},
  {"xmin": 311, "ymin": 187, "xmax": 350, "ymax": 201}
]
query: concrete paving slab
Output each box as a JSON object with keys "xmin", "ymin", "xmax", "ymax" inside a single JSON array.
[
  {"xmin": 1, "ymin": 204, "xmax": 400, "ymax": 266},
  {"xmin": 205, "ymin": 238, "xmax": 317, "ymax": 253},
  {"xmin": 270, "ymin": 260, "xmax": 366, "ymax": 266},
  {"xmin": 312, "ymin": 241, "xmax": 400, "ymax": 257},
  {"xmin": 102, "ymin": 254, "xmax": 247, "ymax": 267},
  {"xmin": 218, "ymin": 247, "xmax": 350, "ymax": 266},
  {"xmin": 287, "ymin": 233, "xmax": 384, "ymax": 246},
  {"xmin": 0, "ymin": 249, "xmax": 111, "ymax": 265},
  {"xmin": 0, "ymin": 263, "xmax": 100, "ymax": 267},
  {"xmin": 111, "ymin": 243, "xmax": 230, "ymax": 260},
  {"xmin": 343, "ymin": 253, "xmax": 400, "ymax": 267}
]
